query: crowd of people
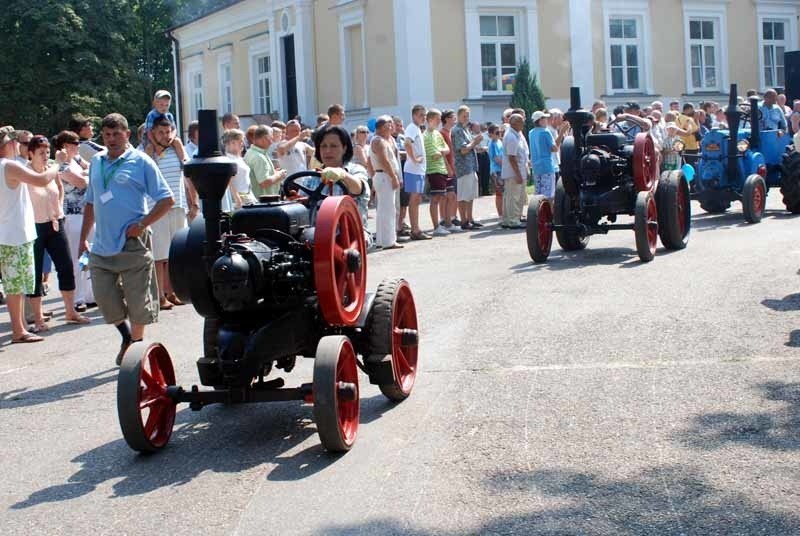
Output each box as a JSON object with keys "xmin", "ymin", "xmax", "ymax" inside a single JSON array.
[{"xmin": 0, "ymin": 85, "xmax": 791, "ymax": 360}]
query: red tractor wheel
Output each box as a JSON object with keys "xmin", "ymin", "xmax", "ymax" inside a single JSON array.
[
  {"xmin": 634, "ymin": 190, "xmax": 657, "ymax": 262},
  {"xmin": 633, "ymin": 133, "xmax": 657, "ymax": 192},
  {"xmin": 313, "ymin": 336, "xmax": 360, "ymax": 452},
  {"xmin": 525, "ymin": 195, "xmax": 553, "ymax": 263},
  {"xmin": 314, "ymin": 196, "xmax": 367, "ymax": 326},
  {"xmin": 366, "ymin": 278, "xmax": 419, "ymax": 402},
  {"xmin": 117, "ymin": 342, "xmax": 177, "ymax": 453},
  {"xmin": 742, "ymin": 174, "xmax": 766, "ymax": 224}
]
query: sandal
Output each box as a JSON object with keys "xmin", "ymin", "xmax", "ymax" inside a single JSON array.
[
  {"xmin": 384, "ymin": 243, "xmax": 405, "ymax": 249},
  {"xmin": 165, "ymin": 292, "xmax": 184, "ymax": 306},
  {"xmin": 65, "ymin": 315, "xmax": 91, "ymax": 325},
  {"xmin": 159, "ymin": 299, "xmax": 174, "ymax": 311},
  {"xmin": 410, "ymin": 231, "xmax": 432, "ymax": 241},
  {"xmin": 12, "ymin": 332, "xmax": 44, "ymax": 343},
  {"xmin": 31, "ymin": 322, "xmax": 50, "ymax": 333}
]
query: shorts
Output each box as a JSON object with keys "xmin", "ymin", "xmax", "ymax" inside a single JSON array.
[
  {"xmin": 151, "ymin": 207, "xmax": 187, "ymax": 261},
  {"xmin": 399, "ymin": 189, "xmax": 410, "ymax": 207},
  {"xmin": 492, "ymin": 172, "xmax": 504, "ymax": 194},
  {"xmin": 403, "ymin": 172, "xmax": 425, "ymax": 194},
  {"xmin": 446, "ymin": 176, "xmax": 456, "ymax": 193},
  {"xmin": 0, "ymin": 241, "xmax": 35, "ymax": 295},
  {"xmin": 90, "ymin": 231, "xmax": 159, "ymax": 325},
  {"xmin": 457, "ymin": 172, "xmax": 479, "ymax": 202},
  {"xmin": 533, "ymin": 172, "xmax": 556, "ymax": 198},
  {"xmin": 426, "ymin": 173, "xmax": 448, "ymax": 195}
]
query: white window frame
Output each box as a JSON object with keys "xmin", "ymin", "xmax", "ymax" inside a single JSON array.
[
  {"xmin": 337, "ymin": 4, "xmax": 368, "ymax": 109},
  {"xmin": 217, "ymin": 51, "xmax": 233, "ymax": 115},
  {"xmin": 183, "ymin": 56, "xmax": 204, "ymax": 122},
  {"xmin": 682, "ymin": 1, "xmax": 728, "ymax": 94},
  {"xmin": 477, "ymin": 14, "xmax": 521, "ymax": 95},
  {"xmin": 464, "ymin": 0, "xmax": 540, "ymax": 100},
  {"xmin": 248, "ymin": 40, "xmax": 273, "ymax": 115},
  {"xmin": 756, "ymin": 1, "xmax": 799, "ymax": 91},
  {"xmin": 602, "ymin": 0, "xmax": 653, "ymax": 95}
]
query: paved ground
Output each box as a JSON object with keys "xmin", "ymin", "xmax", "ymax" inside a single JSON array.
[{"xmin": 1, "ymin": 192, "xmax": 799, "ymax": 535}]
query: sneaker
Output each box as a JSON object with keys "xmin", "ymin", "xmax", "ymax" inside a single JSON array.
[
  {"xmin": 432, "ymin": 225, "xmax": 451, "ymax": 236},
  {"xmin": 116, "ymin": 339, "xmax": 132, "ymax": 366},
  {"xmin": 398, "ymin": 228, "xmax": 411, "ymax": 237},
  {"xmin": 461, "ymin": 222, "xmax": 475, "ymax": 230},
  {"xmin": 470, "ymin": 220, "xmax": 484, "ymax": 228},
  {"xmin": 410, "ymin": 231, "xmax": 432, "ymax": 241},
  {"xmin": 401, "ymin": 223, "xmax": 412, "ymax": 232},
  {"xmin": 75, "ymin": 303, "xmax": 87, "ymax": 313},
  {"xmin": 444, "ymin": 225, "xmax": 464, "ymax": 233},
  {"xmin": 451, "ymin": 218, "xmax": 462, "ymax": 227}
]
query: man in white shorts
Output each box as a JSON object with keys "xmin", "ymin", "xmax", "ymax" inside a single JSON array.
[
  {"xmin": 149, "ymin": 115, "xmax": 197, "ymax": 309},
  {"xmin": 451, "ymin": 105, "xmax": 483, "ymax": 230}
]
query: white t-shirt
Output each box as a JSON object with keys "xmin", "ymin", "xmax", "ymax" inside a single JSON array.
[
  {"xmin": 227, "ymin": 153, "xmax": 252, "ymax": 194},
  {"xmin": 403, "ymin": 123, "xmax": 426, "ymax": 176},
  {"xmin": 278, "ymin": 141, "xmax": 311, "ymax": 176},
  {"xmin": 501, "ymin": 128, "xmax": 529, "ymax": 180}
]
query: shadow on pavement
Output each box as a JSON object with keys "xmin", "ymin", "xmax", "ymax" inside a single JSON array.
[
  {"xmin": 10, "ymin": 392, "xmax": 399, "ymax": 508},
  {"xmin": 0, "ymin": 368, "xmax": 117, "ymax": 410},
  {"xmin": 679, "ymin": 381, "xmax": 800, "ymax": 452},
  {"xmin": 761, "ymin": 293, "xmax": 800, "ymax": 312},
  {"xmin": 510, "ymin": 247, "xmax": 645, "ymax": 272},
  {"xmin": 313, "ymin": 465, "xmax": 800, "ymax": 535}
]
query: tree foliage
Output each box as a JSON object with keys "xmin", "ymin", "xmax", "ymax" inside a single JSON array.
[
  {"xmin": 510, "ymin": 59, "xmax": 547, "ymax": 132},
  {"xmin": 0, "ymin": 0, "xmax": 233, "ymax": 136}
]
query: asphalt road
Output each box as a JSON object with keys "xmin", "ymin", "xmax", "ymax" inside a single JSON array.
[{"xmin": 1, "ymin": 192, "xmax": 799, "ymax": 535}]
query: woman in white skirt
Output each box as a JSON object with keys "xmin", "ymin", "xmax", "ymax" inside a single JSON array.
[{"xmin": 54, "ymin": 130, "xmax": 94, "ymax": 312}]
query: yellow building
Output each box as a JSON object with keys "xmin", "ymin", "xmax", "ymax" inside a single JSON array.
[{"xmin": 168, "ymin": 0, "xmax": 800, "ymax": 132}]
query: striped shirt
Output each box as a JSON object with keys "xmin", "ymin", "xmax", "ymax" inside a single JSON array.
[{"xmin": 153, "ymin": 147, "xmax": 186, "ymax": 210}]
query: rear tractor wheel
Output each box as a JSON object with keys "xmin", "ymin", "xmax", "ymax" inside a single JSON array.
[
  {"xmin": 780, "ymin": 149, "xmax": 800, "ymax": 213},
  {"xmin": 656, "ymin": 170, "xmax": 691, "ymax": 249}
]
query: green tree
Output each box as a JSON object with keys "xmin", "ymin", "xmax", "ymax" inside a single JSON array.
[
  {"xmin": 509, "ymin": 59, "xmax": 547, "ymax": 132},
  {"xmin": 0, "ymin": 0, "xmax": 233, "ymax": 136}
]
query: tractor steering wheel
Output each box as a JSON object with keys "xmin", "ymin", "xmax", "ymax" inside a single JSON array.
[
  {"xmin": 607, "ymin": 117, "xmax": 638, "ymax": 139},
  {"xmin": 282, "ymin": 170, "xmax": 355, "ymax": 207},
  {"xmin": 738, "ymin": 105, "xmax": 763, "ymax": 128}
]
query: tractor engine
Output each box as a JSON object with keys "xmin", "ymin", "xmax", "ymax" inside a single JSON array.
[
  {"xmin": 208, "ymin": 202, "xmax": 314, "ymax": 314},
  {"xmin": 578, "ymin": 146, "xmax": 630, "ymax": 186}
]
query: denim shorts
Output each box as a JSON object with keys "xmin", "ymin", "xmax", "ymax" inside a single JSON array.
[{"xmin": 403, "ymin": 172, "xmax": 425, "ymax": 194}]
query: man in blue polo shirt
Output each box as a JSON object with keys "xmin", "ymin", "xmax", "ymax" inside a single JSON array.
[{"xmin": 79, "ymin": 113, "xmax": 174, "ymax": 365}]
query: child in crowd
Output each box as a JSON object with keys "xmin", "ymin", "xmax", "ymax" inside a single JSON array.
[{"xmin": 143, "ymin": 90, "xmax": 187, "ymax": 162}]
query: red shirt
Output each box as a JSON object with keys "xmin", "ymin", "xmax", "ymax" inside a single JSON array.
[{"xmin": 440, "ymin": 128, "xmax": 456, "ymax": 177}]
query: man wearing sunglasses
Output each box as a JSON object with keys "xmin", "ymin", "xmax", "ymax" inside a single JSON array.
[{"xmin": 11, "ymin": 130, "xmax": 32, "ymax": 165}]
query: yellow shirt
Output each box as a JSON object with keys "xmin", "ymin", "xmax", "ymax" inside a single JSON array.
[{"xmin": 675, "ymin": 114, "xmax": 699, "ymax": 151}]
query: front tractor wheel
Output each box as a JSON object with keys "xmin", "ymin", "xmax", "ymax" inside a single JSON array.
[
  {"xmin": 313, "ymin": 336, "xmax": 360, "ymax": 453},
  {"xmin": 742, "ymin": 174, "xmax": 766, "ymax": 224},
  {"xmin": 526, "ymin": 195, "xmax": 553, "ymax": 263},
  {"xmin": 117, "ymin": 342, "xmax": 177, "ymax": 453},
  {"xmin": 634, "ymin": 191, "xmax": 657, "ymax": 262},
  {"xmin": 656, "ymin": 170, "xmax": 691, "ymax": 249}
]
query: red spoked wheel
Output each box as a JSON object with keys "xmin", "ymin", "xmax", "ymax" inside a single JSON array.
[
  {"xmin": 314, "ymin": 196, "xmax": 367, "ymax": 327},
  {"xmin": 634, "ymin": 190, "xmax": 658, "ymax": 262},
  {"xmin": 743, "ymin": 174, "xmax": 766, "ymax": 224},
  {"xmin": 633, "ymin": 133, "xmax": 658, "ymax": 192},
  {"xmin": 313, "ymin": 336, "xmax": 360, "ymax": 452},
  {"xmin": 525, "ymin": 195, "xmax": 553, "ymax": 263},
  {"xmin": 117, "ymin": 342, "xmax": 177, "ymax": 453},
  {"xmin": 366, "ymin": 278, "xmax": 419, "ymax": 402}
]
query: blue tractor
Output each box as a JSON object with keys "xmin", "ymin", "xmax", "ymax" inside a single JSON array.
[{"xmin": 691, "ymin": 83, "xmax": 799, "ymax": 221}]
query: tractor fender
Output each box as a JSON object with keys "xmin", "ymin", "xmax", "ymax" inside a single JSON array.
[{"xmin": 742, "ymin": 151, "xmax": 766, "ymax": 176}]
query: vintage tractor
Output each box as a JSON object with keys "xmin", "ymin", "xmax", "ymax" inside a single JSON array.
[
  {"xmin": 691, "ymin": 83, "xmax": 797, "ymax": 222},
  {"xmin": 116, "ymin": 110, "xmax": 419, "ymax": 454},
  {"xmin": 526, "ymin": 87, "xmax": 691, "ymax": 264}
]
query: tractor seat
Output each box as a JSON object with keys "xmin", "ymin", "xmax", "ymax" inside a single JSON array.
[{"xmin": 586, "ymin": 133, "xmax": 628, "ymax": 152}]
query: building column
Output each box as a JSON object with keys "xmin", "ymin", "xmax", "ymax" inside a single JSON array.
[
  {"xmin": 294, "ymin": 0, "xmax": 318, "ymax": 122},
  {"xmin": 569, "ymin": 0, "xmax": 594, "ymax": 105},
  {"xmin": 393, "ymin": 0, "xmax": 435, "ymax": 118}
]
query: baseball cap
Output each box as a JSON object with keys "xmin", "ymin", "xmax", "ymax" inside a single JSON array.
[
  {"xmin": 532, "ymin": 110, "xmax": 551, "ymax": 122},
  {"xmin": 154, "ymin": 89, "xmax": 172, "ymax": 100},
  {"xmin": 0, "ymin": 125, "xmax": 17, "ymax": 145}
]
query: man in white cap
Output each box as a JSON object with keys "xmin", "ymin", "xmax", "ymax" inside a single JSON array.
[{"xmin": 528, "ymin": 110, "xmax": 558, "ymax": 200}]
